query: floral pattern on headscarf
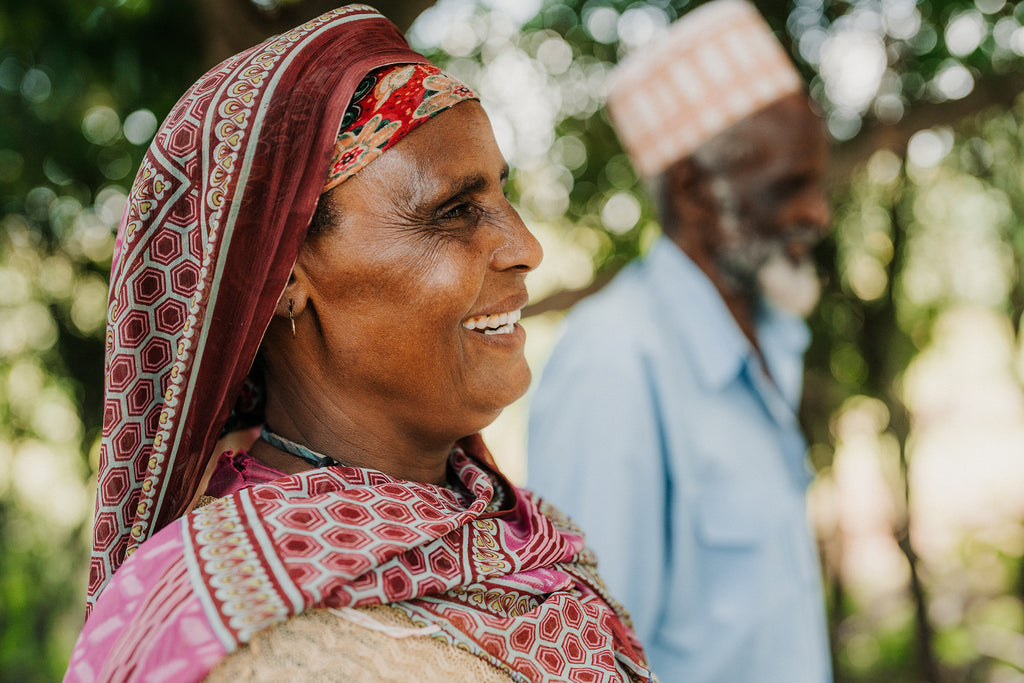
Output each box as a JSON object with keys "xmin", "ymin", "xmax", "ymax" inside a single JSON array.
[
  {"xmin": 323, "ymin": 63, "xmax": 477, "ymax": 192},
  {"xmin": 416, "ymin": 71, "xmax": 476, "ymax": 118}
]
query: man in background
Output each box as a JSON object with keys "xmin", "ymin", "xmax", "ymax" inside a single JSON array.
[{"xmin": 528, "ymin": 1, "xmax": 833, "ymax": 680}]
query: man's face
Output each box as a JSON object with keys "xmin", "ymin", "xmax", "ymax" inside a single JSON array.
[{"xmin": 703, "ymin": 93, "xmax": 831, "ymax": 316}]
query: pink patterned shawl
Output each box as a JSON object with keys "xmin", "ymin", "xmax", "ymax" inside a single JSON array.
[
  {"xmin": 67, "ymin": 438, "xmax": 651, "ymax": 681},
  {"xmin": 76, "ymin": 4, "xmax": 652, "ymax": 682}
]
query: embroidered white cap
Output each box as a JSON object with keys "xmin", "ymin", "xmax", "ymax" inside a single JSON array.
[{"xmin": 605, "ymin": 0, "xmax": 803, "ymax": 178}]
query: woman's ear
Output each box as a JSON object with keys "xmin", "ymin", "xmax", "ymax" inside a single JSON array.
[{"xmin": 275, "ymin": 261, "xmax": 311, "ymax": 321}]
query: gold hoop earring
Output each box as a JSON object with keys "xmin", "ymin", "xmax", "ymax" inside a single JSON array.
[{"xmin": 289, "ymin": 299, "xmax": 296, "ymax": 338}]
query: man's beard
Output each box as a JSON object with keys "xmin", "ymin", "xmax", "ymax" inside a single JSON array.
[
  {"xmin": 756, "ymin": 246, "xmax": 821, "ymax": 317},
  {"xmin": 717, "ymin": 233, "xmax": 822, "ymax": 318}
]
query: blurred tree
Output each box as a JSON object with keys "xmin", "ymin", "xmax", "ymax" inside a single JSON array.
[
  {"xmin": 1, "ymin": 3, "xmax": 202, "ymax": 679},
  {"xmin": 198, "ymin": 0, "xmax": 434, "ymax": 64}
]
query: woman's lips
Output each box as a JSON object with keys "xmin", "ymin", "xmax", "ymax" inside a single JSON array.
[{"xmin": 462, "ymin": 309, "xmax": 522, "ymax": 335}]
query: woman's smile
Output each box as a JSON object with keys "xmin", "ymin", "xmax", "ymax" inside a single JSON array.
[
  {"xmin": 462, "ymin": 290, "xmax": 528, "ymax": 341},
  {"xmin": 462, "ymin": 307, "xmax": 522, "ymax": 334}
]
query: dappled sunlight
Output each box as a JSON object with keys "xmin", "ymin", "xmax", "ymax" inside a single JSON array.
[
  {"xmin": 816, "ymin": 397, "xmax": 908, "ymax": 599},
  {"xmin": 904, "ymin": 308, "xmax": 1024, "ymax": 556},
  {"xmin": 907, "ymin": 128, "xmax": 955, "ymax": 168},
  {"xmin": 526, "ymin": 220, "xmax": 599, "ymax": 299},
  {"xmin": 902, "ymin": 173, "xmax": 1014, "ymax": 308},
  {"xmin": 11, "ymin": 440, "xmax": 91, "ymax": 531}
]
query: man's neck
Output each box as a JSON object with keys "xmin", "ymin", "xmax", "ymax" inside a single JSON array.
[{"xmin": 668, "ymin": 231, "xmax": 761, "ymax": 353}]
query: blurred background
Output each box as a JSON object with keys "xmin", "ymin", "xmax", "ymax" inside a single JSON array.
[{"xmin": 2, "ymin": 0, "xmax": 1024, "ymax": 680}]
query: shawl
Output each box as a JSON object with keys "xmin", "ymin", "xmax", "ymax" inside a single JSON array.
[
  {"xmin": 78, "ymin": 4, "xmax": 653, "ymax": 681},
  {"xmin": 66, "ymin": 438, "xmax": 652, "ymax": 682}
]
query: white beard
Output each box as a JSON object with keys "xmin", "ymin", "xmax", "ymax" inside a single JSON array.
[{"xmin": 757, "ymin": 250, "xmax": 822, "ymax": 317}]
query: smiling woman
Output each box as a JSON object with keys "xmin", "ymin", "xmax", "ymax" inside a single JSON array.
[{"xmin": 61, "ymin": 5, "xmax": 652, "ymax": 683}]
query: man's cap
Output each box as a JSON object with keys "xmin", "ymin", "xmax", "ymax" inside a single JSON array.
[{"xmin": 606, "ymin": 0, "xmax": 803, "ymax": 178}]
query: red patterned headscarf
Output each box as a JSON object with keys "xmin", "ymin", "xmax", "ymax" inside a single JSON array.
[
  {"xmin": 324, "ymin": 63, "xmax": 476, "ymax": 191},
  {"xmin": 92, "ymin": 5, "xmax": 435, "ymax": 612}
]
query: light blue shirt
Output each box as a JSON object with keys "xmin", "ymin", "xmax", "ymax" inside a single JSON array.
[{"xmin": 528, "ymin": 237, "xmax": 832, "ymax": 683}]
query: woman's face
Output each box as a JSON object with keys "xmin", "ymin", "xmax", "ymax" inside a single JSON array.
[{"xmin": 292, "ymin": 101, "xmax": 542, "ymax": 450}]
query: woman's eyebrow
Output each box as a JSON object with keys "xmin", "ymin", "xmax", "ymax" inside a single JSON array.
[
  {"xmin": 446, "ymin": 174, "xmax": 488, "ymax": 198},
  {"xmin": 437, "ymin": 163, "xmax": 509, "ymax": 198}
]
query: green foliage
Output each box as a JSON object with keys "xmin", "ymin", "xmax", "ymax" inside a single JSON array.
[
  {"xmin": 805, "ymin": 99, "xmax": 1024, "ymax": 681},
  {"xmin": 0, "ymin": 1, "xmax": 202, "ymax": 679}
]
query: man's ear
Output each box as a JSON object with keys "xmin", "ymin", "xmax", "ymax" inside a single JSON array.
[
  {"xmin": 663, "ymin": 156, "xmax": 708, "ymax": 225},
  {"xmin": 663, "ymin": 156, "xmax": 718, "ymax": 240},
  {"xmin": 665, "ymin": 155, "xmax": 700, "ymax": 196}
]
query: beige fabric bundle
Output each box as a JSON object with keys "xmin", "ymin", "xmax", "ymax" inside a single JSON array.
[
  {"xmin": 606, "ymin": 0, "xmax": 802, "ymax": 178},
  {"xmin": 205, "ymin": 605, "xmax": 515, "ymax": 682}
]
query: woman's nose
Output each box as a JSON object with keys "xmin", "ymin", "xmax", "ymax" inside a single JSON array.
[{"xmin": 491, "ymin": 207, "xmax": 543, "ymax": 273}]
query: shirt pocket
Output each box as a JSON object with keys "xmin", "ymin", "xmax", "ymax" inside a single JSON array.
[{"xmin": 694, "ymin": 478, "xmax": 818, "ymax": 594}]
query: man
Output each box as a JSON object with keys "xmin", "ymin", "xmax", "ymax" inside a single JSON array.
[{"xmin": 527, "ymin": 1, "xmax": 833, "ymax": 681}]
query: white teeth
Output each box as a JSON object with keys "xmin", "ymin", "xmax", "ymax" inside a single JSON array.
[
  {"xmin": 462, "ymin": 309, "xmax": 522, "ymax": 331},
  {"xmin": 484, "ymin": 323, "xmax": 515, "ymax": 335}
]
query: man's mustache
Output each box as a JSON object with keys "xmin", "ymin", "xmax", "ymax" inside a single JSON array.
[{"xmin": 716, "ymin": 225, "xmax": 822, "ymax": 293}]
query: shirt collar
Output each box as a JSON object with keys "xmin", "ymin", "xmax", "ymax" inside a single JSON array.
[
  {"xmin": 644, "ymin": 236, "xmax": 810, "ymax": 405},
  {"xmin": 757, "ymin": 299, "xmax": 811, "ymax": 407}
]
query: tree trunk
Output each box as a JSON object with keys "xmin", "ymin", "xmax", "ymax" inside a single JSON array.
[{"xmin": 197, "ymin": 0, "xmax": 436, "ymax": 69}]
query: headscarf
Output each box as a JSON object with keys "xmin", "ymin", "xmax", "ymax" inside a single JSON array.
[
  {"xmin": 68, "ymin": 439, "xmax": 652, "ymax": 681},
  {"xmin": 93, "ymin": 4, "xmax": 441, "ymax": 612},
  {"xmin": 324, "ymin": 62, "xmax": 476, "ymax": 191}
]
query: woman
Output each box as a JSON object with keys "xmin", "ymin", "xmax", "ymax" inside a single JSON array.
[{"xmin": 64, "ymin": 6, "xmax": 654, "ymax": 682}]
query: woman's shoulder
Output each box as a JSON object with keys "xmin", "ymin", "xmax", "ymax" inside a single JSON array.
[{"xmin": 204, "ymin": 605, "xmax": 516, "ymax": 683}]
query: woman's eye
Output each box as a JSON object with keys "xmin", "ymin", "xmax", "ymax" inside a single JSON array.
[{"xmin": 439, "ymin": 202, "xmax": 475, "ymax": 222}]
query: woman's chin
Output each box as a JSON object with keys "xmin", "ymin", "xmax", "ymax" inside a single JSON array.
[
  {"xmin": 495, "ymin": 362, "xmax": 532, "ymax": 409},
  {"xmin": 460, "ymin": 365, "xmax": 531, "ymax": 435}
]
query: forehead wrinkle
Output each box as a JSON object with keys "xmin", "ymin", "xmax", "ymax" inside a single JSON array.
[
  {"xmin": 374, "ymin": 133, "xmax": 510, "ymax": 219},
  {"xmin": 410, "ymin": 164, "xmax": 501, "ymax": 205}
]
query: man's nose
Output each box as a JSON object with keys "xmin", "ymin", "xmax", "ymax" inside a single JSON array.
[
  {"xmin": 803, "ymin": 188, "xmax": 832, "ymax": 237},
  {"xmin": 783, "ymin": 220, "xmax": 828, "ymax": 263}
]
